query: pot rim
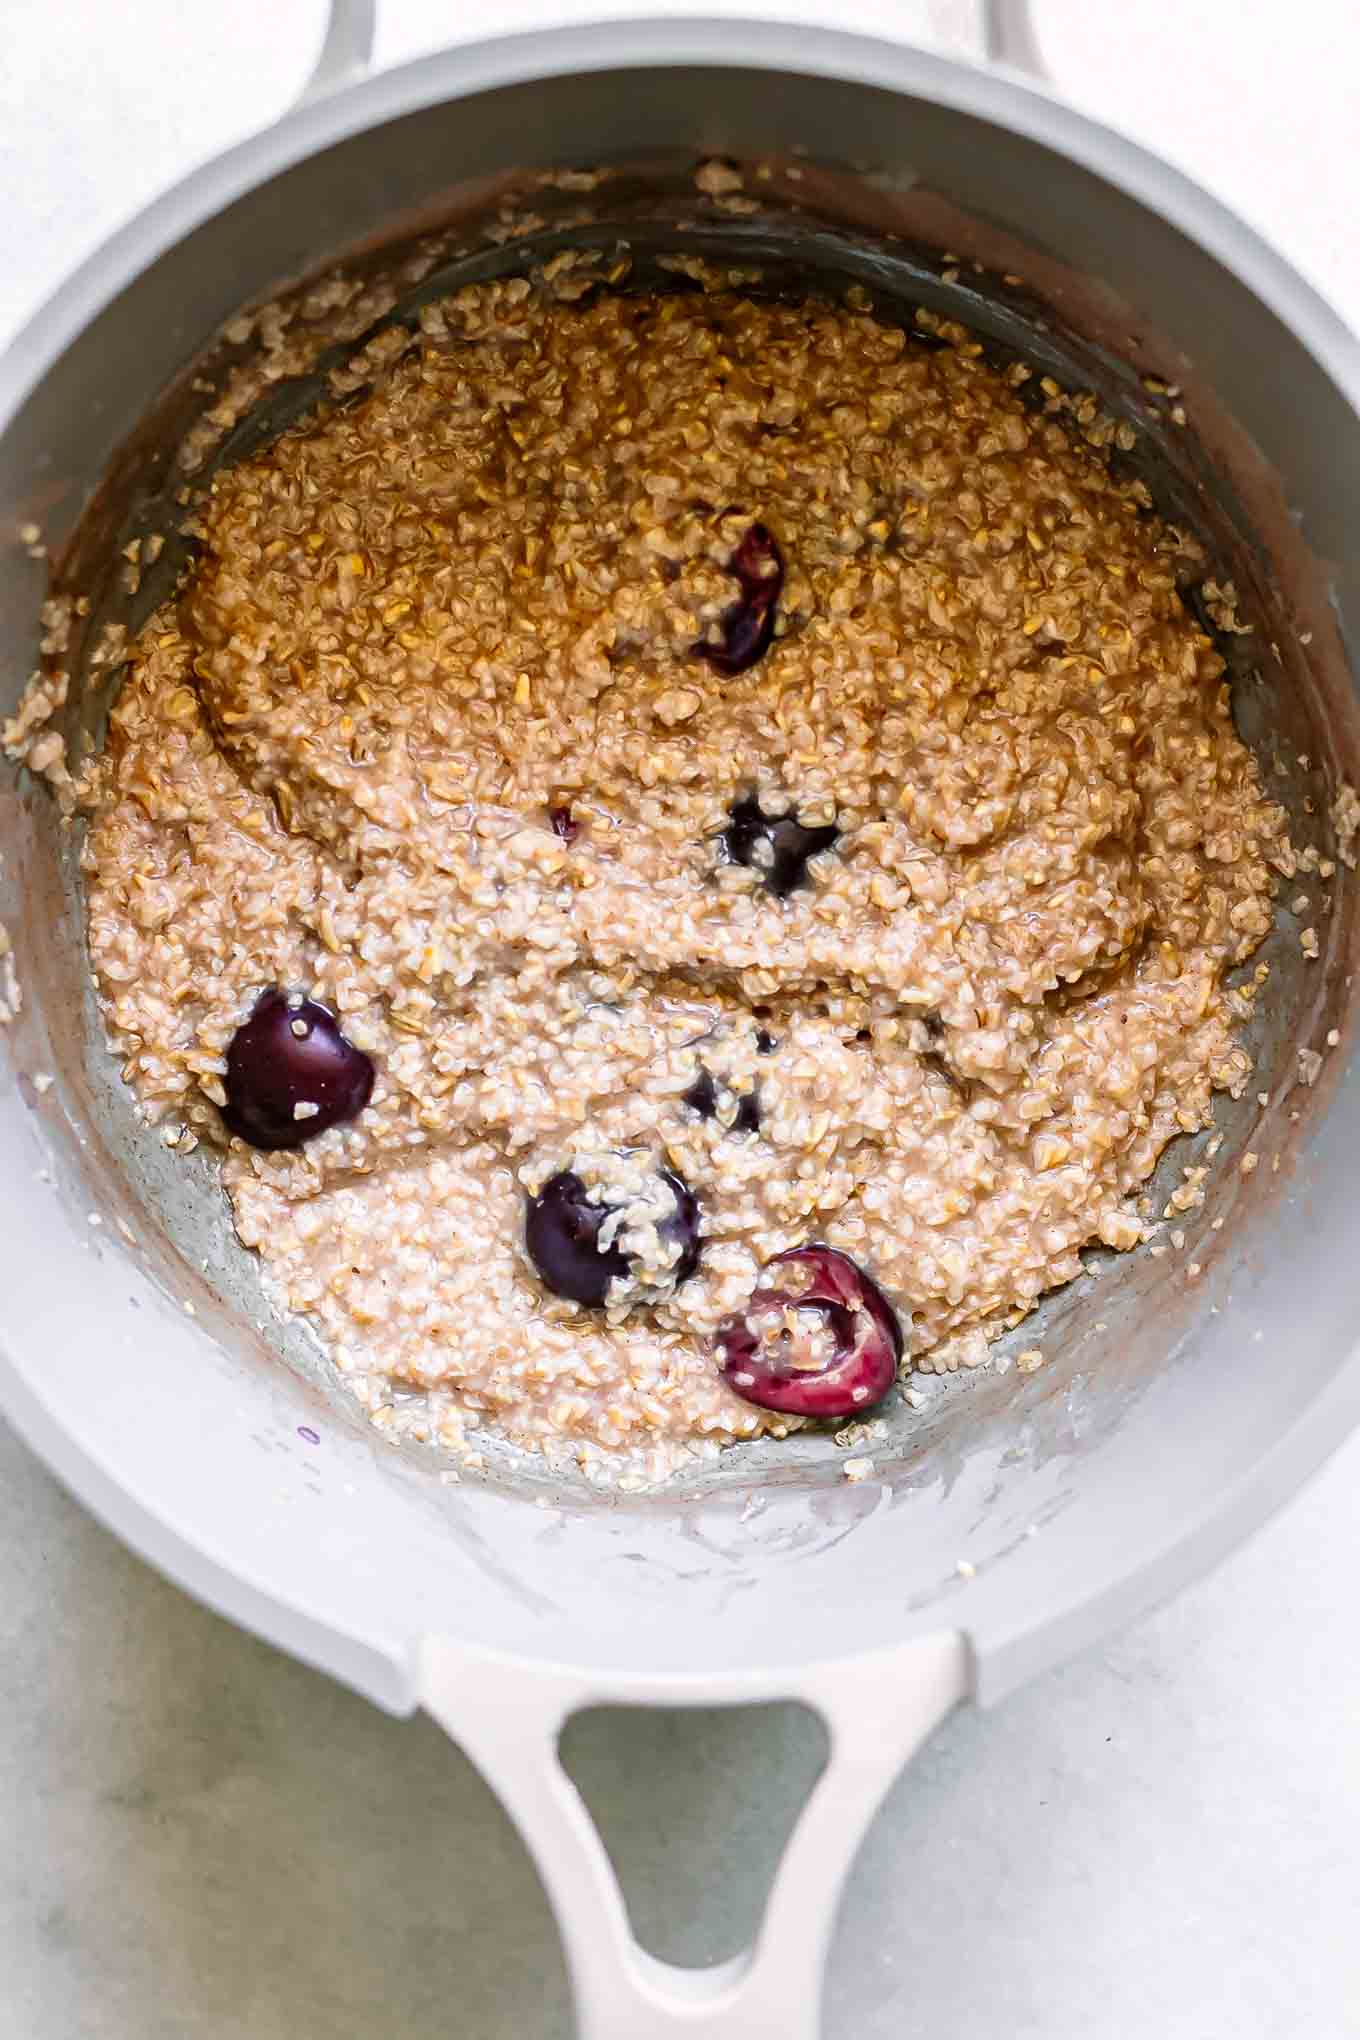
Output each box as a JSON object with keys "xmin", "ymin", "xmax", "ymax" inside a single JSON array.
[{"xmin": 2, "ymin": 13, "xmax": 1360, "ymax": 432}]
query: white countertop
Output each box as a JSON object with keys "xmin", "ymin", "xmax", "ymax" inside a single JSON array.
[{"xmin": 3, "ymin": 6, "xmax": 1359, "ymax": 2035}]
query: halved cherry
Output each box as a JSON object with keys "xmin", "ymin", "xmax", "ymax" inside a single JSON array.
[{"xmin": 717, "ymin": 1244, "xmax": 903, "ymax": 1417}]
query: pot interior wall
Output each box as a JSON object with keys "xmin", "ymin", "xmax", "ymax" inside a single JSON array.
[{"xmin": 1, "ymin": 54, "xmax": 1358, "ymax": 1695}]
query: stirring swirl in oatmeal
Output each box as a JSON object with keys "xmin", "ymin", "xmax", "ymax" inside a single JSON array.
[{"xmin": 79, "ymin": 281, "xmax": 1287, "ymax": 1478}]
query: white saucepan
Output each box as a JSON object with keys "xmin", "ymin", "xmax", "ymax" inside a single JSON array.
[{"xmin": 2, "ymin": 8, "xmax": 1359, "ymax": 2035}]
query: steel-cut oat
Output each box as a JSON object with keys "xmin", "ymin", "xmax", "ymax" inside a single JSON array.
[{"xmin": 76, "ymin": 282, "xmax": 1290, "ymax": 1480}]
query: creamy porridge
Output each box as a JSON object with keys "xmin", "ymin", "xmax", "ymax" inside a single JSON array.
[{"xmin": 71, "ymin": 279, "xmax": 1289, "ymax": 1481}]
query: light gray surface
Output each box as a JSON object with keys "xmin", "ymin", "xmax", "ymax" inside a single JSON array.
[
  {"xmin": 4, "ymin": 4, "xmax": 1360, "ymax": 2037},
  {"xmin": 7, "ymin": 1417, "xmax": 1360, "ymax": 2039}
]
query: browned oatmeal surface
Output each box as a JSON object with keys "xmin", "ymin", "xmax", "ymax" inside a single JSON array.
[{"xmin": 76, "ymin": 281, "xmax": 1289, "ymax": 1482}]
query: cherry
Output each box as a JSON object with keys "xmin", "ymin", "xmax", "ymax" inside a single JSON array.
[
  {"xmin": 721, "ymin": 794, "xmax": 840, "ymax": 898},
  {"xmin": 222, "ymin": 990, "xmax": 374, "ymax": 1151},
  {"xmin": 693, "ymin": 521, "xmax": 784, "ymax": 677},
  {"xmin": 732, "ymin": 1090, "xmax": 761, "ymax": 1134},
  {"xmin": 717, "ymin": 1245, "xmax": 903, "ymax": 1418},
  {"xmin": 526, "ymin": 1167, "xmax": 702, "ymax": 1307},
  {"xmin": 684, "ymin": 1070, "xmax": 719, "ymax": 1119},
  {"xmin": 525, "ymin": 1170, "xmax": 628, "ymax": 1305},
  {"xmin": 684, "ymin": 1068, "xmax": 760, "ymax": 1134},
  {"xmin": 663, "ymin": 1171, "xmax": 703, "ymax": 1284}
]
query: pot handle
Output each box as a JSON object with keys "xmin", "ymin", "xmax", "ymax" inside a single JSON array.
[
  {"xmin": 299, "ymin": 0, "xmax": 376, "ymax": 101},
  {"xmin": 297, "ymin": 0, "xmax": 1046, "ymax": 102},
  {"xmin": 418, "ymin": 1631, "xmax": 969, "ymax": 2040}
]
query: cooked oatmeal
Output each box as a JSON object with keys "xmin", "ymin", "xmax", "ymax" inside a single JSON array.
[{"xmin": 75, "ymin": 281, "xmax": 1289, "ymax": 1479}]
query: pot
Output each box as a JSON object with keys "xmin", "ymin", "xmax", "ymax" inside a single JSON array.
[{"xmin": 2, "ymin": 8, "xmax": 1359, "ymax": 2036}]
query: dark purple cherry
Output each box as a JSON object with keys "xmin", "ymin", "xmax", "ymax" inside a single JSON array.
[
  {"xmin": 732, "ymin": 1090, "xmax": 761, "ymax": 1135},
  {"xmin": 222, "ymin": 990, "xmax": 374, "ymax": 1151},
  {"xmin": 721, "ymin": 794, "xmax": 840, "ymax": 898},
  {"xmin": 526, "ymin": 1167, "xmax": 701, "ymax": 1307},
  {"xmin": 717, "ymin": 1244, "xmax": 903, "ymax": 1418},
  {"xmin": 549, "ymin": 804, "xmax": 580, "ymax": 844},
  {"xmin": 684, "ymin": 1067, "xmax": 760, "ymax": 1134},
  {"xmin": 683, "ymin": 1069, "xmax": 719, "ymax": 1119},
  {"xmin": 525, "ymin": 1170, "xmax": 628, "ymax": 1305},
  {"xmin": 693, "ymin": 521, "xmax": 784, "ymax": 677},
  {"xmin": 756, "ymin": 1029, "xmax": 778, "ymax": 1055},
  {"xmin": 661, "ymin": 1169, "xmax": 703, "ymax": 1284}
]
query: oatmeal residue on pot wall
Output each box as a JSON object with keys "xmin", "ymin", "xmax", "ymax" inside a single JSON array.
[{"xmin": 57, "ymin": 280, "xmax": 1295, "ymax": 1480}]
